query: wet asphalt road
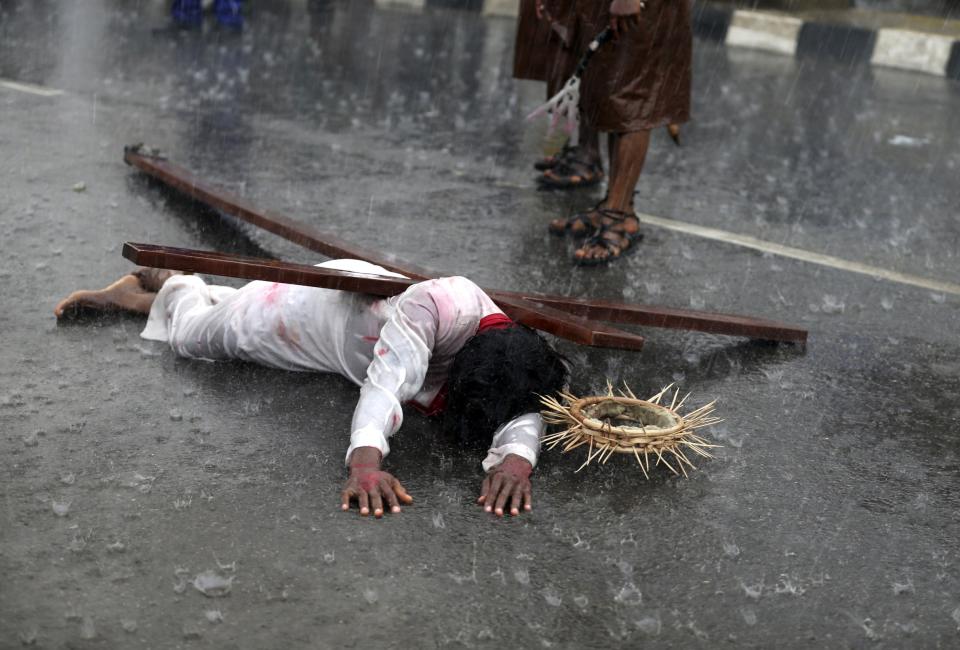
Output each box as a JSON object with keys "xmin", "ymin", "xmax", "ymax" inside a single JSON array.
[{"xmin": 2, "ymin": 1, "xmax": 960, "ymax": 648}]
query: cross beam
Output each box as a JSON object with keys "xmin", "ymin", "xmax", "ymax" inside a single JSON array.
[{"xmin": 122, "ymin": 145, "xmax": 808, "ymax": 348}]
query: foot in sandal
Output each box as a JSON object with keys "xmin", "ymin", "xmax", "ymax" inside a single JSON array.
[
  {"xmin": 548, "ymin": 202, "xmax": 630, "ymax": 238},
  {"xmin": 537, "ymin": 155, "xmax": 604, "ymax": 189},
  {"xmin": 572, "ymin": 210, "xmax": 643, "ymax": 266}
]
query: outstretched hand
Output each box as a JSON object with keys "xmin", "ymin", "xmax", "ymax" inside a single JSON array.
[
  {"xmin": 478, "ymin": 454, "xmax": 533, "ymax": 517},
  {"xmin": 341, "ymin": 447, "xmax": 413, "ymax": 517}
]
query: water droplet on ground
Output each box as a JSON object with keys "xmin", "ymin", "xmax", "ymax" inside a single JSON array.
[
  {"xmin": 614, "ymin": 582, "xmax": 642, "ymax": 605},
  {"xmin": 740, "ymin": 579, "xmax": 763, "ymax": 599},
  {"xmin": 892, "ymin": 578, "xmax": 914, "ymax": 595},
  {"xmin": 18, "ymin": 628, "xmax": 38, "ymax": 645},
  {"xmin": 79, "ymin": 616, "xmax": 96, "ymax": 640},
  {"xmin": 543, "ymin": 588, "xmax": 562, "ymax": 607},
  {"xmin": 634, "ymin": 615, "xmax": 661, "ymax": 635},
  {"xmin": 193, "ymin": 571, "xmax": 234, "ymax": 597}
]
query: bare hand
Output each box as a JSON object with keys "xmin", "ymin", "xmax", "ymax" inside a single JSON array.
[
  {"xmin": 610, "ymin": 0, "xmax": 642, "ymax": 39},
  {"xmin": 340, "ymin": 447, "xmax": 413, "ymax": 517},
  {"xmin": 477, "ymin": 454, "xmax": 533, "ymax": 517}
]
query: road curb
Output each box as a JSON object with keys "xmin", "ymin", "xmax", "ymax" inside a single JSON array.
[
  {"xmin": 698, "ymin": 6, "xmax": 960, "ymax": 79},
  {"xmin": 374, "ymin": 0, "xmax": 960, "ymax": 80}
]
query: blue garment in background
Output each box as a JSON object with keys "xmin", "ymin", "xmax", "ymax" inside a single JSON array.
[{"xmin": 171, "ymin": 0, "xmax": 244, "ymax": 27}]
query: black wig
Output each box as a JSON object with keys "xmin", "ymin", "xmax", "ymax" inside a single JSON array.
[{"xmin": 443, "ymin": 325, "xmax": 569, "ymax": 445}]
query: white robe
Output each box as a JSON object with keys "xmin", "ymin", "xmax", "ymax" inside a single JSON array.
[{"xmin": 141, "ymin": 260, "xmax": 542, "ymax": 471}]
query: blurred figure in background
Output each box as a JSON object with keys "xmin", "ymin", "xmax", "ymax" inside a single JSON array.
[{"xmin": 171, "ymin": 0, "xmax": 244, "ymax": 29}]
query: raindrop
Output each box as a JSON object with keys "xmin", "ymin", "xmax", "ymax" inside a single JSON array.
[
  {"xmin": 634, "ymin": 615, "xmax": 661, "ymax": 635},
  {"xmin": 892, "ymin": 578, "xmax": 914, "ymax": 595},
  {"xmin": 820, "ymin": 295, "xmax": 845, "ymax": 315},
  {"xmin": 739, "ymin": 579, "xmax": 763, "ymax": 599},
  {"xmin": 18, "ymin": 628, "xmax": 38, "ymax": 645},
  {"xmin": 723, "ymin": 542, "xmax": 740, "ymax": 558},
  {"xmin": 79, "ymin": 616, "xmax": 96, "ymax": 640},
  {"xmin": 774, "ymin": 574, "xmax": 805, "ymax": 596},
  {"xmin": 193, "ymin": 571, "xmax": 234, "ymax": 597},
  {"xmin": 543, "ymin": 589, "xmax": 562, "ymax": 607},
  {"xmin": 614, "ymin": 582, "xmax": 642, "ymax": 605}
]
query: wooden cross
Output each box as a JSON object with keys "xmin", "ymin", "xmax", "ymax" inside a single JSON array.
[{"xmin": 122, "ymin": 145, "xmax": 807, "ymax": 350}]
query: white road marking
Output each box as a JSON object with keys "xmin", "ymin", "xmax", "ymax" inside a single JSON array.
[
  {"xmin": 0, "ymin": 79, "xmax": 64, "ymax": 97},
  {"xmin": 637, "ymin": 212, "xmax": 960, "ymax": 297}
]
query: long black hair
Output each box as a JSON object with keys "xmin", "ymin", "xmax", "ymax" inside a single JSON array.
[{"xmin": 442, "ymin": 325, "xmax": 569, "ymax": 445}]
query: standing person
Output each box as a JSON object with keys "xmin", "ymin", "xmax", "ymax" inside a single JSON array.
[
  {"xmin": 54, "ymin": 262, "xmax": 568, "ymax": 519},
  {"xmin": 549, "ymin": 0, "xmax": 692, "ymax": 265},
  {"xmin": 514, "ymin": 0, "xmax": 605, "ymax": 188}
]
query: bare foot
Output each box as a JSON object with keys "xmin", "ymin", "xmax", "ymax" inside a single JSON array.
[
  {"xmin": 131, "ymin": 267, "xmax": 182, "ymax": 292},
  {"xmin": 54, "ymin": 274, "xmax": 157, "ymax": 320}
]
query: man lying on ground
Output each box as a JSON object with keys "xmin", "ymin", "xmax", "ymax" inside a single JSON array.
[{"xmin": 54, "ymin": 260, "xmax": 568, "ymax": 519}]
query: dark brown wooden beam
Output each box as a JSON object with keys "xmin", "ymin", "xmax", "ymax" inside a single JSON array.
[
  {"xmin": 123, "ymin": 242, "xmax": 807, "ymax": 345},
  {"xmin": 123, "ymin": 145, "xmax": 806, "ymax": 345},
  {"xmin": 122, "ymin": 242, "xmax": 647, "ymax": 351},
  {"xmin": 124, "ymin": 145, "xmax": 432, "ymax": 280},
  {"xmin": 493, "ymin": 292, "xmax": 807, "ymax": 343}
]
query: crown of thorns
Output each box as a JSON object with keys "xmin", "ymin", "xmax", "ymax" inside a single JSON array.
[{"xmin": 539, "ymin": 383, "xmax": 722, "ymax": 477}]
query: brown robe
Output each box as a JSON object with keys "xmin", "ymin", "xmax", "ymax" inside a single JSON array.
[
  {"xmin": 512, "ymin": 0, "xmax": 578, "ymax": 97},
  {"xmin": 574, "ymin": 0, "xmax": 692, "ymax": 132}
]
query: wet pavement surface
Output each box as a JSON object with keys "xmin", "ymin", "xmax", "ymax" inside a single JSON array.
[{"xmin": 2, "ymin": 1, "xmax": 960, "ymax": 648}]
